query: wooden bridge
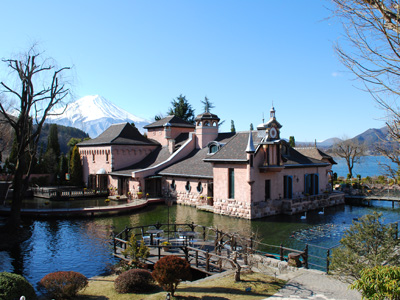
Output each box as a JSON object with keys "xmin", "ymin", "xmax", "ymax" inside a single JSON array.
[
  {"xmin": 112, "ymin": 222, "xmax": 334, "ymax": 276},
  {"xmin": 345, "ymin": 194, "xmax": 400, "ymax": 207}
]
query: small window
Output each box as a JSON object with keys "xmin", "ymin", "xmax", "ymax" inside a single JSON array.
[
  {"xmin": 209, "ymin": 144, "xmax": 218, "ymax": 154},
  {"xmin": 228, "ymin": 168, "xmax": 235, "ymax": 199},
  {"xmin": 265, "ymin": 180, "xmax": 271, "ymax": 201},
  {"xmin": 105, "ymin": 152, "xmax": 109, "ymax": 162},
  {"xmin": 92, "ymin": 154, "xmax": 95, "ymax": 162},
  {"xmin": 170, "ymin": 180, "xmax": 176, "ymax": 191},
  {"xmin": 204, "ymin": 121, "xmax": 210, "ymax": 126},
  {"xmin": 196, "ymin": 182, "xmax": 203, "ymax": 193},
  {"xmin": 185, "ymin": 181, "xmax": 191, "ymax": 192}
]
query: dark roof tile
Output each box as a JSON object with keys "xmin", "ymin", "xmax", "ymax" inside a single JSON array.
[
  {"xmin": 78, "ymin": 123, "xmax": 155, "ymax": 146},
  {"xmin": 144, "ymin": 115, "xmax": 195, "ymax": 129}
]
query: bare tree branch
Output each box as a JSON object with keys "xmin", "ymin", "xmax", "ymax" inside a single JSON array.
[{"xmin": 0, "ymin": 47, "xmax": 71, "ymax": 228}]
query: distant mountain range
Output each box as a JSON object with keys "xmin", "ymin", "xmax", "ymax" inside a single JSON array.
[
  {"xmin": 313, "ymin": 126, "xmax": 390, "ymax": 154},
  {"xmin": 46, "ymin": 95, "xmax": 151, "ymax": 138},
  {"xmin": 0, "ymin": 94, "xmax": 393, "ymax": 160}
]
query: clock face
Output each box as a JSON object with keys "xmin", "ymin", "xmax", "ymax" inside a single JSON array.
[{"xmin": 270, "ymin": 127, "xmax": 277, "ymax": 138}]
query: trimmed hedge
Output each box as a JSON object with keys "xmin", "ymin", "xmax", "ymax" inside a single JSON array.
[
  {"xmin": 39, "ymin": 271, "xmax": 88, "ymax": 299},
  {"xmin": 114, "ymin": 268, "xmax": 156, "ymax": 293},
  {"xmin": 0, "ymin": 272, "xmax": 37, "ymax": 300}
]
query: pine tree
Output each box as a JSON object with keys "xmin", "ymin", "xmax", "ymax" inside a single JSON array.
[
  {"xmin": 58, "ymin": 154, "xmax": 68, "ymax": 185},
  {"xmin": 167, "ymin": 94, "xmax": 195, "ymax": 124},
  {"xmin": 47, "ymin": 124, "xmax": 60, "ymax": 157},
  {"xmin": 289, "ymin": 136, "xmax": 296, "ymax": 148},
  {"xmin": 70, "ymin": 145, "xmax": 83, "ymax": 187},
  {"xmin": 201, "ymin": 96, "xmax": 215, "ymax": 113},
  {"xmin": 330, "ymin": 212, "xmax": 400, "ymax": 279},
  {"xmin": 231, "ymin": 120, "xmax": 236, "ymax": 132}
]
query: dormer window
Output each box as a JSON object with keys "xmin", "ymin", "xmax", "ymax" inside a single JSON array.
[
  {"xmin": 209, "ymin": 144, "xmax": 218, "ymax": 154},
  {"xmin": 208, "ymin": 141, "xmax": 223, "ymax": 154}
]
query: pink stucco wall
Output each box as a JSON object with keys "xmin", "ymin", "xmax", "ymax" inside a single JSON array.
[
  {"xmin": 132, "ymin": 133, "xmax": 196, "ymax": 179},
  {"xmin": 147, "ymin": 127, "xmax": 194, "ymax": 146},
  {"xmin": 195, "ymin": 125, "xmax": 219, "ymax": 149},
  {"xmin": 79, "ymin": 144, "xmax": 157, "ymax": 186}
]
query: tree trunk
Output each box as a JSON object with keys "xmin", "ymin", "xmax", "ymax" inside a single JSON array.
[{"xmin": 6, "ymin": 157, "xmax": 28, "ymax": 229}]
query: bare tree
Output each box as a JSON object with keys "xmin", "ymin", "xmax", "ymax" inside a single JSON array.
[
  {"xmin": 332, "ymin": 0, "xmax": 400, "ymax": 174},
  {"xmin": 332, "ymin": 138, "xmax": 367, "ymax": 178},
  {"xmin": 0, "ymin": 48, "xmax": 70, "ymax": 228}
]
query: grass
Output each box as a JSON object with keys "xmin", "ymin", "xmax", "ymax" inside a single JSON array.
[{"xmin": 76, "ymin": 271, "xmax": 286, "ymax": 300}]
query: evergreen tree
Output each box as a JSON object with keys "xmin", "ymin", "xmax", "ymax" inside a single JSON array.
[
  {"xmin": 201, "ymin": 96, "xmax": 215, "ymax": 113},
  {"xmin": 250, "ymin": 123, "xmax": 254, "ymax": 130},
  {"xmin": 289, "ymin": 136, "xmax": 296, "ymax": 148},
  {"xmin": 42, "ymin": 149, "xmax": 57, "ymax": 174},
  {"xmin": 47, "ymin": 124, "xmax": 60, "ymax": 157},
  {"xmin": 67, "ymin": 138, "xmax": 82, "ymax": 161},
  {"xmin": 231, "ymin": 120, "xmax": 236, "ymax": 132},
  {"xmin": 330, "ymin": 212, "xmax": 400, "ymax": 279},
  {"xmin": 58, "ymin": 154, "xmax": 69, "ymax": 185},
  {"xmin": 167, "ymin": 94, "xmax": 195, "ymax": 124},
  {"xmin": 70, "ymin": 145, "xmax": 83, "ymax": 186}
]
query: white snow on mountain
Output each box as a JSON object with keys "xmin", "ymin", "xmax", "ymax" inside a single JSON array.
[{"xmin": 46, "ymin": 95, "xmax": 150, "ymax": 138}]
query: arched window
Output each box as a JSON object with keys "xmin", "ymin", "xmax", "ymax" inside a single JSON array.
[
  {"xmin": 185, "ymin": 181, "xmax": 191, "ymax": 192},
  {"xmin": 204, "ymin": 121, "xmax": 210, "ymax": 126},
  {"xmin": 196, "ymin": 182, "xmax": 203, "ymax": 193},
  {"xmin": 170, "ymin": 179, "xmax": 176, "ymax": 191},
  {"xmin": 209, "ymin": 145, "xmax": 218, "ymax": 154}
]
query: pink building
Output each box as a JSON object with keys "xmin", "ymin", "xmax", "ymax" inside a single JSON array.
[{"xmin": 78, "ymin": 108, "xmax": 344, "ymax": 219}]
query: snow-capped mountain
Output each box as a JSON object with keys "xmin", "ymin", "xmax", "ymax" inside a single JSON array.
[{"xmin": 46, "ymin": 95, "xmax": 150, "ymax": 138}]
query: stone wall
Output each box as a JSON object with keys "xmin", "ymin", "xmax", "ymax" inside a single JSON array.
[
  {"xmin": 281, "ymin": 192, "xmax": 345, "ymax": 215},
  {"xmin": 213, "ymin": 198, "xmax": 252, "ymax": 219}
]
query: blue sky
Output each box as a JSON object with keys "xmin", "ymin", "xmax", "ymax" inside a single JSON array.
[{"xmin": 0, "ymin": 1, "xmax": 386, "ymax": 142}]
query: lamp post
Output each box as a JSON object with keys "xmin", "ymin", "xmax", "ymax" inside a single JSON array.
[{"xmin": 165, "ymin": 195, "xmax": 173, "ymax": 242}]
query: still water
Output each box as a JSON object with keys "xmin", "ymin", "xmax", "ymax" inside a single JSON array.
[
  {"xmin": 1, "ymin": 200, "xmax": 400, "ymax": 292},
  {"xmin": 332, "ymin": 155, "xmax": 398, "ymax": 178}
]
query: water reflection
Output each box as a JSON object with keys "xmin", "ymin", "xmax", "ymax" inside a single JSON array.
[{"xmin": 1, "ymin": 200, "xmax": 400, "ymax": 292}]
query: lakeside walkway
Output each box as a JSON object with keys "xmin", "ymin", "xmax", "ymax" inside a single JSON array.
[
  {"xmin": 266, "ymin": 268, "xmax": 361, "ymax": 300},
  {"xmin": 0, "ymin": 198, "xmax": 163, "ymax": 217}
]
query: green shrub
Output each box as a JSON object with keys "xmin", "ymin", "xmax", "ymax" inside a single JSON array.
[
  {"xmin": 350, "ymin": 266, "xmax": 400, "ymax": 299},
  {"xmin": 39, "ymin": 271, "xmax": 88, "ymax": 299},
  {"xmin": 0, "ymin": 272, "xmax": 37, "ymax": 300},
  {"xmin": 114, "ymin": 269, "xmax": 155, "ymax": 294},
  {"xmin": 152, "ymin": 255, "xmax": 191, "ymax": 296},
  {"xmin": 330, "ymin": 212, "xmax": 400, "ymax": 279}
]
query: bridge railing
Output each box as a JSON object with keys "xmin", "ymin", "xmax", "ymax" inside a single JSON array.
[{"xmin": 113, "ymin": 222, "xmax": 338, "ymax": 274}]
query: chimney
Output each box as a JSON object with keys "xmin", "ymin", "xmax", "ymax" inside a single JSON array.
[{"xmin": 168, "ymin": 139, "xmax": 175, "ymax": 154}]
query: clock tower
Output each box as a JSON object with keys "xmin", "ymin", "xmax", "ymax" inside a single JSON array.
[{"xmin": 257, "ymin": 106, "xmax": 282, "ymax": 141}]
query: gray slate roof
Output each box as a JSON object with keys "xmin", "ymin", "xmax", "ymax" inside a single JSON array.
[
  {"xmin": 294, "ymin": 147, "xmax": 337, "ymax": 165},
  {"xmin": 205, "ymin": 131, "xmax": 260, "ymax": 162},
  {"xmin": 158, "ymin": 132, "xmax": 236, "ymax": 178},
  {"xmin": 144, "ymin": 115, "xmax": 195, "ymax": 129},
  {"xmin": 283, "ymin": 147, "xmax": 331, "ymax": 167},
  {"xmin": 158, "ymin": 147, "xmax": 213, "ymax": 178},
  {"xmin": 205, "ymin": 131, "xmax": 330, "ymax": 167},
  {"xmin": 110, "ymin": 146, "xmax": 173, "ymax": 176},
  {"xmin": 78, "ymin": 123, "xmax": 156, "ymax": 147}
]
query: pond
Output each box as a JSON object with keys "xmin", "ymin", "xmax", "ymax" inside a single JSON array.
[{"xmin": 1, "ymin": 199, "xmax": 400, "ymax": 293}]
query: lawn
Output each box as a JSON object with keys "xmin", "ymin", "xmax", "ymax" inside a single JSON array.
[{"xmin": 77, "ymin": 271, "xmax": 286, "ymax": 300}]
